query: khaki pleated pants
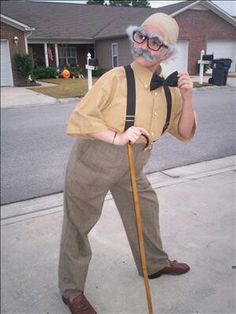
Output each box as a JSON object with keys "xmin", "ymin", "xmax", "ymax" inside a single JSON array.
[{"xmin": 58, "ymin": 138, "xmax": 169, "ymax": 298}]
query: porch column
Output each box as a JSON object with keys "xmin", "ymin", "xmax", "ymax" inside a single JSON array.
[
  {"xmin": 44, "ymin": 42, "xmax": 49, "ymax": 67},
  {"xmin": 55, "ymin": 43, "xmax": 59, "ymax": 68},
  {"xmin": 24, "ymin": 36, "xmax": 28, "ymax": 54}
]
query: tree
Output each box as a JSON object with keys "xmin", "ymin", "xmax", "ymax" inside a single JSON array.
[
  {"xmin": 109, "ymin": 0, "xmax": 131, "ymax": 7},
  {"xmin": 131, "ymin": 0, "xmax": 150, "ymax": 7},
  {"xmin": 87, "ymin": 0, "xmax": 105, "ymax": 5}
]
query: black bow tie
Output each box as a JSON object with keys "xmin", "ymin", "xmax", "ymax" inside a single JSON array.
[{"xmin": 150, "ymin": 71, "xmax": 178, "ymax": 91}]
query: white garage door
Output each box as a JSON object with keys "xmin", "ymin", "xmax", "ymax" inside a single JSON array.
[
  {"xmin": 0, "ymin": 40, "xmax": 14, "ymax": 86},
  {"xmin": 207, "ymin": 40, "xmax": 236, "ymax": 72},
  {"xmin": 161, "ymin": 40, "xmax": 189, "ymax": 75}
]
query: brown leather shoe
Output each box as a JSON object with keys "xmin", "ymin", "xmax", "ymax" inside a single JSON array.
[
  {"xmin": 62, "ymin": 293, "xmax": 97, "ymax": 314},
  {"xmin": 148, "ymin": 260, "xmax": 190, "ymax": 279}
]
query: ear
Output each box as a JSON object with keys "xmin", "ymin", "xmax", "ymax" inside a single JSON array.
[
  {"xmin": 159, "ymin": 49, "xmax": 173, "ymax": 62},
  {"xmin": 161, "ymin": 44, "xmax": 177, "ymax": 62}
]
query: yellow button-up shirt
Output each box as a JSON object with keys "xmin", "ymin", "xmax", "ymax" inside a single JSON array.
[{"xmin": 67, "ymin": 61, "xmax": 196, "ymax": 143}]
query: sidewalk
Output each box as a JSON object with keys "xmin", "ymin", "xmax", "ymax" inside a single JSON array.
[{"xmin": 1, "ymin": 156, "xmax": 235, "ymax": 314}]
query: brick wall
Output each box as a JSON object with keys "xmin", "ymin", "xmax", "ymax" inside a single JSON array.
[
  {"xmin": 175, "ymin": 9, "xmax": 236, "ymax": 74},
  {"xmin": 0, "ymin": 22, "xmax": 27, "ymax": 85}
]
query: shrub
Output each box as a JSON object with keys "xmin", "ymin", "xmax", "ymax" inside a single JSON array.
[
  {"xmin": 14, "ymin": 53, "xmax": 33, "ymax": 80},
  {"xmin": 92, "ymin": 68, "xmax": 107, "ymax": 77},
  {"xmin": 66, "ymin": 66, "xmax": 83, "ymax": 78},
  {"xmin": 32, "ymin": 67, "xmax": 57, "ymax": 79}
]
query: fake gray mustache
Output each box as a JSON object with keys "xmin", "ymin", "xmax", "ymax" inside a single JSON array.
[{"xmin": 131, "ymin": 46, "xmax": 158, "ymax": 62}]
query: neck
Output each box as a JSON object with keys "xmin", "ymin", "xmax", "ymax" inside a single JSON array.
[{"xmin": 147, "ymin": 63, "xmax": 161, "ymax": 74}]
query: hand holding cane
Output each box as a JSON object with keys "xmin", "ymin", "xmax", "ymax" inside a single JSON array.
[{"xmin": 127, "ymin": 134, "xmax": 154, "ymax": 314}]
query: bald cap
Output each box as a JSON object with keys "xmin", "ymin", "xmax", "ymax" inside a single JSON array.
[{"xmin": 141, "ymin": 12, "xmax": 179, "ymax": 45}]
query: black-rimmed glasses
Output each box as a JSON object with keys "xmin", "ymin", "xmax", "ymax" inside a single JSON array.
[{"xmin": 133, "ymin": 30, "xmax": 168, "ymax": 51}]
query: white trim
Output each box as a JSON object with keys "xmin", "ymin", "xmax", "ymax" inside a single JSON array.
[
  {"xmin": 24, "ymin": 31, "xmax": 33, "ymax": 54},
  {"xmin": 201, "ymin": 1, "xmax": 236, "ymax": 27},
  {"xmin": 55, "ymin": 43, "xmax": 59, "ymax": 68},
  {"xmin": 171, "ymin": 0, "xmax": 201, "ymax": 17},
  {"xmin": 171, "ymin": 1, "xmax": 236, "ymax": 28},
  {"xmin": 111, "ymin": 42, "xmax": 118, "ymax": 68},
  {"xmin": 0, "ymin": 14, "xmax": 35, "ymax": 31},
  {"xmin": 28, "ymin": 39, "xmax": 94, "ymax": 44},
  {"xmin": 24, "ymin": 36, "xmax": 28, "ymax": 54},
  {"xmin": 0, "ymin": 39, "xmax": 14, "ymax": 86},
  {"xmin": 44, "ymin": 43, "xmax": 49, "ymax": 67}
]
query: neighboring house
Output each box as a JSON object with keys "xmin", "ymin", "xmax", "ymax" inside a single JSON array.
[
  {"xmin": 0, "ymin": 14, "xmax": 34, "ymax": 86},
  {"xmin": 1, "ymin": 0, "xmax": 235, "ymax": 86}
]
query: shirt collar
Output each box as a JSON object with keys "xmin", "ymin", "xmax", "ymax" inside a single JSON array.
[{"xmin": 131, "ymin": 61, "xmax": 163, "ymax": 89}]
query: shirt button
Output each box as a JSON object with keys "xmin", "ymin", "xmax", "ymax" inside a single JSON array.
[
  {"xmin": 154, "ymin": 92, "xmax": 157, "ymax": 96},
  {"xmin": 144, "ymin": 84, "xmax": 148, "ymax": 89},
  {"xmin": 151, "ymin": 132, "xmax": 154, "ymax": 136},
  {"xmin": 154, "ymin": 111, "xmax": 157, "ymax": 115}
]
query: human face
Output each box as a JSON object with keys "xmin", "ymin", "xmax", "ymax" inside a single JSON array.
[
  {"xmin": 133, "ymin": 30, "xmax": 168, "ymax": 51},
  {"xmin": 131, "ymin": 25, "xmax": 169, "ymax": 71}
]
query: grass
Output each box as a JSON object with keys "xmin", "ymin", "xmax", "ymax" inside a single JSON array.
[
  {"xmin": 28, "ymin": 78, "xmax": 98, "ymax": 98},
  {"xmin": 28, "ymin": 77, "xmax": 214, "ymax": 99},
  {"xmin": 193, "ymin": 82, "xmax": 212, "ymax": 88}
]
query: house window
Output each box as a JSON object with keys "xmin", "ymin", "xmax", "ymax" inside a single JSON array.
[
  {"xmin": 58, "ymin": 45, "xmax": 78, "ymax": 67},
  {"xmin": 112, "ymin": 43, "xmax": 118, "ymax": 67}
]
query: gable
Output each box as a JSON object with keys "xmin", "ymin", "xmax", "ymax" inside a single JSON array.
[
  {"xmin": 0, "ymin": 14, "xmax": 34, "ymax": 31},
  {"xmin": 175, "ymin": 8, "xmax": 235, "ymax": 39},
  {"xmin": 171, "ymin": 0, "xmax": 236, "ymax": 27}
]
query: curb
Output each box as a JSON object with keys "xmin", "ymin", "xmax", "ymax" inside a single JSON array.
[{"xmin": 1, "ymin": 155, "xmax": 235, "ymax": 225}]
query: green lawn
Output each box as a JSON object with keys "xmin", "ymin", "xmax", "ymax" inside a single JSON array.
[{"xmin": 29, "ymin": 78, "xmax": 98, "ymax": 98}]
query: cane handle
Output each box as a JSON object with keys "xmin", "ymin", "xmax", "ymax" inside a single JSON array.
[{"xmin": 128, "ymin": 133, "xmax": 150, "ymax": 150}]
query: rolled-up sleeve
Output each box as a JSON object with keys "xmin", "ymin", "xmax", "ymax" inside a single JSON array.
[
  {"xmin": 67, "ymin": 72, "xmax": 115, "ymax": 136},
  {"xmin": 168, "ymin": 88, "xmax": 197, "ymax": 142}
]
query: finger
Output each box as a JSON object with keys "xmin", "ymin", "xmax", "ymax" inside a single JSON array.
[
  {"xmin": 178, "ymin": 77, "xmax": 192, "ymax": 85},
  {"xmin": 178, "ymin": 81, "xmax": 193, "ymax": 87},
  {"xmin": 129, "ymin": 134, "xmax": 139, "ymax": 143},
  {"xmin": 178, "ymin": 80, "xmax": 193, "ymax": 88},
  {"xmin": 179, "ymin": 83, "xmax": 193, "ymax": 90},
  {"xmin": 178, "ymin": 72, "xmax": 190, "ymax": 77},
  {"xmin": 178, "ymin": 76, "xmax": 192, "ymax": 83},
  {"xmin": 136, "ymin": 127, "xmax": 150, "ymax": 136}
]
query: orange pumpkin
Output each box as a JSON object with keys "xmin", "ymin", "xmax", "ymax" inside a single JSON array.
[{"xmin": 62, "ymin": 69, "xmax": 70, "ymax": 79}]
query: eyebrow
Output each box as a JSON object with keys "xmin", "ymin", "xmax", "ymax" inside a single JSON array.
[
  {"xmin": 148, "ymin": 33, "xmax": 164, "ymax": 42},
  {"xmin": 136, "ymin": 29, "xmax": 164, "ymax": 42}
]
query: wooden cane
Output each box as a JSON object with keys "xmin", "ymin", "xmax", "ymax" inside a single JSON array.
[{"xmin": 127, "ymin": 139, "xmax": 153, "ymax": 314}]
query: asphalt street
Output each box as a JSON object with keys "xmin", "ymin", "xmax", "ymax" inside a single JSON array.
[{"xmin": 1, "ymin": 86, "xmax": 236, "ymax": 204}]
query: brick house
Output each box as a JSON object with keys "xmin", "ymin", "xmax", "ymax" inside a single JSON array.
[
  {"xmin": 0, "ymin": 14, "xmax": 34, "ymax": 86},
  {"xmin": 1, "ymin": 0, "xmax": 235, "ymax": 86}
]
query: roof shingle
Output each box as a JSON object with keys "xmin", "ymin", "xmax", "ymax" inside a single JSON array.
[{"xmin": 1, "ymin": 0, "xmax": 193, "ymax": 39}]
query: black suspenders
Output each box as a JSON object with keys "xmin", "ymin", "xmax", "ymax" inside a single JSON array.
[
  {"xmin": 161, "ymin": 85, "xmax": 172, "ymax": 134},
  {"xmin": 124, "ymin": 64, "xmax": 172, "ymax": 135},
  {"xmin": 124, "ymin": 65, "xmax": 136, "ymax": 131}
]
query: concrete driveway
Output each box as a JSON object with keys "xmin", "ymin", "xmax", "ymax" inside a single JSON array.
[{"xmin": 1, "ymin": 86, "xmax": 57, "ymax": 109}]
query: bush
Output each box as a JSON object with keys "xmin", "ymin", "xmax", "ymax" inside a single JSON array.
[
  {"xmin": 32, "ymin": 67, "xmax": 57, "ymax": 79},
  {"xmin": 92, "ymin": 68, "xmax": 108, "ymax": 77},
  {"xmin": 66, "ymin": 66, "xmax": 83, "ymax": 78},
  {"xmin": 14, "ymin": 53, "xmax": 33, "ymax": 80}
]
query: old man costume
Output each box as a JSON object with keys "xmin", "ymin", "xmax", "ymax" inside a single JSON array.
[{"xmin": 59, "ymin": 12, "xmax": 196, "ymax": 314}]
